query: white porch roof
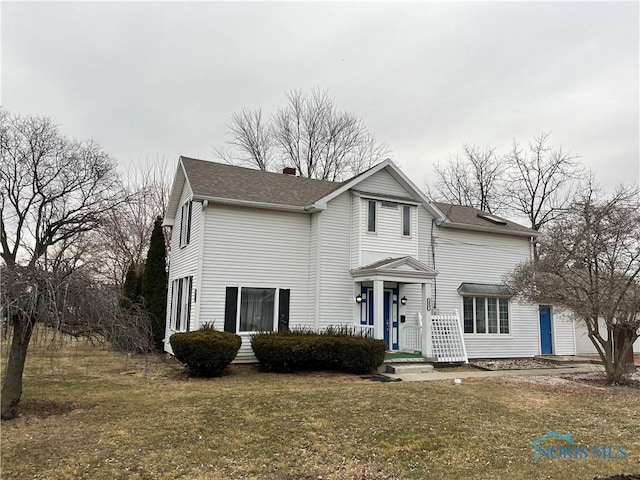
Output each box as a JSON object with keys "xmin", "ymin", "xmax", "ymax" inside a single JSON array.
[{"xmin": 350, "ymin": 256, "xmax": 438, "ymax": 283}]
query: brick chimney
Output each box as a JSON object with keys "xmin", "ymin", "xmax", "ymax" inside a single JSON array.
[{"xmin": 282, "ymin": 167, "xmax": 296, "ymax": 176}]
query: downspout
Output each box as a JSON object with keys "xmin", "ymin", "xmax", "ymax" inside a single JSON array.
[
  {"xmin": 314, "ymin": 212, "xmax": 322, "ymax": 331},
  {"xmin": 431, "ymin": 218, "xmax": 437, "ymax": 309}
]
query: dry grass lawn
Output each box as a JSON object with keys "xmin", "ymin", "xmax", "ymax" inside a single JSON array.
[{"xmin": 1, "ymin": 336, "xmax": 639, "ymax": 479}]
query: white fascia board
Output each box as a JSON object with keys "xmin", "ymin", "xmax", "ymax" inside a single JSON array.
[
  {"xmin": 163, "ymin": 158, "xmax": 189, "ymax": 227},
  {"xmin": 350, "ymin": 273, "xmax": 437, "ymax": 283},
  {"xmin": 427, "ymin": 202, "xmax": 447, "ymax": 221},
  {"xmin": 383, "ymin": 164, "xmax": 443, "ymax": 219},
  {"xmin": 439, "ymin": 221, "xmax": 540, "ymax": 238},
  {"xmin": 193, "ymin": 195, "xmax": 309, "ymax": 213},
  {"xmin": 308, "ymin": 159, "xmax": 394, "ymax": 207},
  {"xmin": 350, "ymin": 190, "xmax": 421, "ymax": 205},
  {"xmin": 308, "ymin": 159, "xmax": 442, "ymax": 220}
]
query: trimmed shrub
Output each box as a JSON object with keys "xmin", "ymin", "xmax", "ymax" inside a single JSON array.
[
  {"xmin": 251, "ymin": 327, "xmax": 386, "ymax": 374},
  {"xmin": 170, "ymin": 328, "xmax": 242, "ymax": 377}
]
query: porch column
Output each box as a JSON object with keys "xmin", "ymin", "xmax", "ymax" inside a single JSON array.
[
  {"xmin": 421, "ymin": 282, "xmax": 433, "ymax": 357},
  {"xmin": 373, "ymin": 279, "xmax": 384, "ymax": 341}
]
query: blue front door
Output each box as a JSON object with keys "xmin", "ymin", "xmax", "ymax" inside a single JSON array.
[
  {"xmin": 539, "ymin": 306, "xmax": 553, "ymax": 355},
  {"xmin": 363, "ymin": 287, "xmax": 399, "ymax": 351}
]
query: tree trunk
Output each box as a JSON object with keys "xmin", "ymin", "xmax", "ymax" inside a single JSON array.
[
  {"xmin": 615, "ymin": 329, "xmax": 637, "ymax": 375},
  {"xmin": 1, "ymin": 320, "xmax": 34, "ymax": 420}
]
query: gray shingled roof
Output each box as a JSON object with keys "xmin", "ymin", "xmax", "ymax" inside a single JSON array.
[
  {"xmin": 434, "ymin": 202, "xmax": 535, "ymax": 235},
  {"xmin": 182, "ymin": 157, "xmax": 344, "ymax": 207}
]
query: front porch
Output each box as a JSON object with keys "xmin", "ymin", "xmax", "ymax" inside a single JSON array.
[{"xmin": 350, "ymin": 256, "xmax": 468, "ymax": 363}]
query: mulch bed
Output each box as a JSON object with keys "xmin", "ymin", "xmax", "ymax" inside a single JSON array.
[{"xmin": 594, "ymin": 475, "xmax": 640, "ymax": 480}]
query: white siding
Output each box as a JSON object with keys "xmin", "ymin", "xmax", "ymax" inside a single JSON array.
[
  {"xmin": 361, "ymin": 199, "xmax": 418, "ymax": 265},
  {"xmin": 164, "ymin": 182, "xmax": 200, "ymax": 353},
  {"xmin": 357, "ymin": 169, "xmax": 414, "ymax": 198},
  {"xmin": 432, "ymin": 226, "xmax": 545, "ymax": 358},
  {"xmin": 318, "ymin": 192, "xmax": 355, "ymax": 329},
  {"xmin": 574, "ymin": 317, "xmax": 640, "ymax": 354},
  {"xmin": 552, "ymin": 309, "xmax": 576, "ymax": 355},
  {"xmin": 198, "ymin": 204, "xmax": 312, "ymax": 362},
  {"xmin": 401, "ymin": 206, "xmax": 435, "ymax": 326},
  {"xmin": 350, "ymin": 193, "xmax": 360, "ymax": 268}
]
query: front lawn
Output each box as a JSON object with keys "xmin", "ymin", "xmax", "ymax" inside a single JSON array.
[{"xmin": 1, "ymin": 338, "xmax": 639, "ymax": 479}]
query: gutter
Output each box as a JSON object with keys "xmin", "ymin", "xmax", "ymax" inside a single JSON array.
[{"xmin": 193, "ymin": 195, "xmax": 313, "ymax": 213}]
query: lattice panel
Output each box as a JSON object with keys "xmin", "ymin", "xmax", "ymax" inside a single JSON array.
[{"xmin": 430, "ymin": 312, "xmax": 468, "ymax": 363}]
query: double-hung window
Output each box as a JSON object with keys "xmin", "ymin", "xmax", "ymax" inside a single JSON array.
[
  {"xmin": 179, "ymin": 201, "xmax": 192, "ymax": 248},
  {"xmin": 170, "ymin": 276, "xmax": 193, "ymax": 331},
  {"xmin": 463, "ymin": 296, "xmax": 509, "ymax": 334},
  {"xmin": 402, "ymin": 205, "xmax": 411, "ymax": 236},
  {"xmin": 367, "ymin": 200, "xmax": 376, "ymax": 233}
]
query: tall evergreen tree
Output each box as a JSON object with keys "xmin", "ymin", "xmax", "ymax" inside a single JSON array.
[
  {"xmin": 142, "ymin": 217, "xmax": 168, "ymax": 350},
  {"xmin": 122, "ymin": 263, "xmax": 142, "ymax": 308}
]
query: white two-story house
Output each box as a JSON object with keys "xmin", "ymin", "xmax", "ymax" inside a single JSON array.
[{"xmin": 163, "ymin": 157, "xmax": 577, "ymax": 362}]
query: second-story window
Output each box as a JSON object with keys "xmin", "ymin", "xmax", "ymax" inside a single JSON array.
[
  {"xmin": 367, "ymin": 200, "xmax": 376, "ymax": 233},
  {"xmin": 179, "ymin": 201, "xmax": 192, "ymax": 248},
  {"xmin": 402, "ymin": 205, "xmax": 411, "ymax": 236}
]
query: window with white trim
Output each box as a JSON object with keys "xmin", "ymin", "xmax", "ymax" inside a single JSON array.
[
  {"xmin": 240, "ymin": 287, "xmax": 276, "ymax": 332},
  {"xmin": 170, "ymin": 276, "xmax": 193, "ymax": 331},
  {"xmin": 179, "ymin": 201, "xmax": 192, "ymax": 248},
  {"xmin": 223, "ymin": 286, "xmax": 291, "ymax": 333},
  {"xmin": 463, "ymin": 296, "xmax": 509, "ymax": 334},
  {"xmin": 402, "ymin": 205, "xmax": 411, "ymax": 236},
  {"xmin": 367, "ymin": 200, "xmax": 376, "ymax": 233}
]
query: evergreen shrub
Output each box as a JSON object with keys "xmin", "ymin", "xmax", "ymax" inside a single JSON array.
[
  {"xmin": 170, "ymin": 327, "xmax": 241, "ymax": 377},
  {"xmin": 251, "ymin": 327, "xmax": 386, "ymax": 374}
]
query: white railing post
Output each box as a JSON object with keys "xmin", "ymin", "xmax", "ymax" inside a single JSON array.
[
  {"xmin": 455, "ymin": 309, "xmax": 469, "ymax": 363},
  {"xmin": 421, "ymin": 282, "xmax": 432, "ymax": 357}
]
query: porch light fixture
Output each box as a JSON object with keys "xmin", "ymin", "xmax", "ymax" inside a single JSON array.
[
  {"xmin": 400, "ymin": 296, "xmax": 408, "ymax": 305},
  {"xmin": 355, "ymin": 294, "xmax": 363, "ymax": 304}
]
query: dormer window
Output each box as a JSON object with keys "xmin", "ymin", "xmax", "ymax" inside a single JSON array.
[{"xmin": 367, "ymin": 200, "xmax": 376, "ymax": 233}]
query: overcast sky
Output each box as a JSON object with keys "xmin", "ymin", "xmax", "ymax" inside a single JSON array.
[{"xmin": 3, "ymin": 1, "xmax": 639, "ymax": 192}]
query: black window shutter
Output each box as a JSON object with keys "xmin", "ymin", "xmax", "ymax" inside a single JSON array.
[
  {"xmin": 186, "ymin": 277, "xmax": 193, "ymax": 331},
  {"xmin": 176, "ymin": 279, "xmax": 183, "ymax": 331},
  {"xmin": 224, "ymin": 287, "xmax": 238, "ymax": 333},
  {"xmin": 186, "ymin": 201, "xmax": 192, "ymax": 244},
  {"xmin": 278, "ymin": 289, "xmax": 290, "ymax": 332},
  {"xmin": 179, "ymin": 204, "xmax": 184, "ymax": 246}
]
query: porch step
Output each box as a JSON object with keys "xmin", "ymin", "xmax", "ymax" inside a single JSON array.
[
  {"xmin": 383, "ymin": 356, "xmax": 435, "ymax": 364},
  {"xmin": 380, "ymin": 363, "xmax": 435, "ymax": 374}
]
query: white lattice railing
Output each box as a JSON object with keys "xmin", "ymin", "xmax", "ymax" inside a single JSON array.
[
  {"xmin": 431, "ymin": 311, "xmax": 468, "ymax": 363},
  {"xmin": 401, "ymin": 324, "xmax": 422, "ymax": 351},
  {"xmin": 399, "ymin": 311, "xmax": 468, "ymax": 363}
]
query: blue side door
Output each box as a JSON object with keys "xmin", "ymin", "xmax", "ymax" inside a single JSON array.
[{"xmin": 539, "ymin": 305, "xmax": 553, "ymax": 355}]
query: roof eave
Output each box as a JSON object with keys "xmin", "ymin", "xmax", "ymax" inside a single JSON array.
[
  {"xmin": 163, "ymin": 158, "xmax": 190, "ymax": 226},
  {"xmin": 193, "ymin": 195, "xmax": 309, "ymax": 212},
  {"xmin": 438, "ymin": 221, "xmax": 539, "ymax": 237}
]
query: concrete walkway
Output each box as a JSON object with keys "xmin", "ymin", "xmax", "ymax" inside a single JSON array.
[{"xmin": 383, "ymin": 363, "xmax": 604, "ymax": 382}]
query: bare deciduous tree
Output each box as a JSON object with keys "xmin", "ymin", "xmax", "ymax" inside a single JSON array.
[
  {"xmin": 508, "ymin": 183, "xmax": 640, "ymax": 383},
  {"xmin": 95, "ymin": 158, "xmax": 172, "ymax": 285},
  {"xmin": 217, "ymin": 109, "xmax": 273, "ymax": 171},
  {"xmin": 0, "ymin": 109, "xmax": 151, "ymax": 420},
  {"xmin": 430, "ymin": 145, "xmax": 503, "ymax": 213},
  {"xmin": 216, "ymin": 88, "xmax": 390, "ymax": 181},
  {"xmin": 505, "ymin": 132, "xmax": 584, "ymax": 231}
]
